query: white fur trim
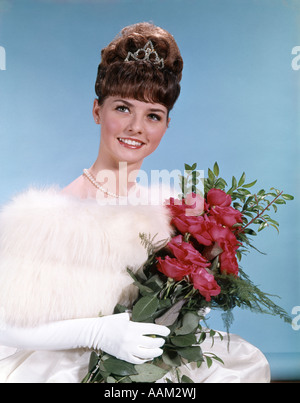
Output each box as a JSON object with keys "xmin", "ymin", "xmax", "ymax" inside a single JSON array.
[{"xmin": 0, "ymin": 187, "xmax": 173, "ymax": 327}]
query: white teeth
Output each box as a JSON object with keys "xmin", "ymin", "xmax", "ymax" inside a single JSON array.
[{"xmin": 119, "ymin": 138, "xmax": 143, "ymax": 146}]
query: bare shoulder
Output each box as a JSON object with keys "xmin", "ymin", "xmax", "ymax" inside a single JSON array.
[{"xmin": 61, "ymin": 175, "xmax": 96, "ymax": 199}]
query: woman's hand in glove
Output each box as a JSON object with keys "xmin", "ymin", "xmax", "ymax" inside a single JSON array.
[
  {"xmin": 94, "ymin": 312, "xmax": 170, "ymax": 364},
  {"xmin": 0, "ymin": 313, "xmax": 170, "ymax": 365}
]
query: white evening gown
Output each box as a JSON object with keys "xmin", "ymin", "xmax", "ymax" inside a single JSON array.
[{"xmin": 0, "ymin": 331, "xmax": 270, "ymax": 383}]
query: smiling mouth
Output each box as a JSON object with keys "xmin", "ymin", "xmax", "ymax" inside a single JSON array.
[{"xmin": 118, "ymin": 137, "xmax": 145, "ymax": 149}]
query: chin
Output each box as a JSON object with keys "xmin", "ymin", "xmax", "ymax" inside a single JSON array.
[{"xmin": 116, "ymin": 151, "xmax": 148, "ymax": 165}]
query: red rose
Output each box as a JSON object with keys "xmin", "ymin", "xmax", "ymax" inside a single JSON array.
[
  {"xmin": 156, "ymin": 256, "xmax": 194, "ymax": 281},
  {"xmin": 209, "ymin": 205, "xmax": 243, "ymax": 228},
  {"xmin": 184, "ymin": 193, "xmax": 206, "ymax": 217},
  {"xmin": 171, "ymin": 214, "xmax": 189, "ymax": 234},
  {"xmin": 191, "ymin": 268, "xmax": 221, "ymax": 301},
  {"xmin": 217, "ymin": 240, "xmax": 240, "ymax": 276},
  {"xmin": 166, "ymin": 197, "xmax": 198, "ymax": 234},
  {"xmin": 208, "ymin": 219, "xmax": 240, "ymax": 247},
  {"xmin": 207, "ymin": 189, "xmax": 232, "ymax": 207},
  {"xmin": 167, "ymin": 235, "xmax": 210, "ymax": 268},
  {"xmin": 188, "ymin": 216, "xmax": 215, "ymax": 246},
  {"xmin": 171, "ymin": 213, "xmax": 210, "ymax": 240},
  {"xmin": 167, "ymin": 194, "xmax": 206, "ymax": 219},
  {"xmin": 219, "ymin": 249, "xmax": 239, "ymax": 276},
  {"xmin": 166, "ymin": 197, "xmax": 187, "ymax": 217}
]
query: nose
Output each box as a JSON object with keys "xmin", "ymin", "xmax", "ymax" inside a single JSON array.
[{"xmin": 126, "ymin": 113, "xmax": 144, "ymax": 135}]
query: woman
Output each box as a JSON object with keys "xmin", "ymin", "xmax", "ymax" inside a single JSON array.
[{"xmin": 0, "ymin": 23, "xmax": 270, "ymax": 383}]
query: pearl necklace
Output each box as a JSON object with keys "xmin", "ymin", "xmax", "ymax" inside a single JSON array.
[{"xmin": 83, "ymin": 169, "xmax": 129, "ymax": 199}]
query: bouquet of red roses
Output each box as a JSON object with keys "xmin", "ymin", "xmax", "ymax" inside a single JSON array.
[
  {"xmin": 155, "ymin": 162, "xmax": 293, "ymax": 323},
  {"xmin": 82, "ymin": 162, "xmax": 293, "ymax": 384},
  {"xmin": 157, "ymin": 188, "xmax": 244, "ymax": 301}
]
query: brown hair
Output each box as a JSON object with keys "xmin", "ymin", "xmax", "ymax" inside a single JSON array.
[{"xmin": 95, "ymin": 22, "xmax": 183, "ymax": 112}]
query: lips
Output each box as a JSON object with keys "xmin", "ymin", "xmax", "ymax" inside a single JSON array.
[{"xmin": 117, "ymin": 137, "xmax": 145, "ymax": 149}]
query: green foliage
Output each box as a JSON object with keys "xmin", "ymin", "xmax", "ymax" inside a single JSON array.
[
  {"xmin": 189, "ymin": 162, "xmax": 294, "ymax": 255},
  {"xmin": 213, "ymin": 268, "xmax": 292, "ymax": 333},
  {"xmin": 180, "ymin": 163, "xmax": 204, "ymax": 197},
  {"xmin": 82, "ymin": 352, "xmax": 168, "ymax": 384}
]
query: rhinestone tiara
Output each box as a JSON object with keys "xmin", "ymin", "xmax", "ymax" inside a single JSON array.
[{"xmin": 124, "ymin": 40, "xmax": 164, "ymax": 69}]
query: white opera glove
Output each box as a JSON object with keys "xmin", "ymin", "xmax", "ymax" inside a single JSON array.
[{"xmin": 0, "ymin": 313, "xmax": 170, "ymax": 365}]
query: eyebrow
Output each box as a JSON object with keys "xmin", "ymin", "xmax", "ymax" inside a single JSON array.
[
  {"xmin": 148, "ymin": 108, "xmax": 167, "ymax": 115},
  {"xmin": 113, "ymin": 99, "xmax": 167, "ymax": 115}
]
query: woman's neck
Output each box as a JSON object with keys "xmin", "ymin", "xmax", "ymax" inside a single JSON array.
[{"xmin": 89, "ymin": 158, "xmax": 142, "ymax": 198}]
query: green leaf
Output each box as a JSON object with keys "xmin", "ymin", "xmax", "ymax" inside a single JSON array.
[
  {"xmin": 281, "ymin": 194, "xmax": 294, "ymax": 200},
  {"xmin": 134, "ymin": 283, "xmax": 155, "ymax": 296},
  {"xmin": 126, "ymin": 269, "xmax": 153, "ymax": 296},
  {"xmin": 206, "ymin": 356, "xmax": 213, "ymax": 368},
  {"xmin": 238, "ymin": 172, "xmax": 246, "ymax": 187},
  {"xmin": 208, "ymin": 168, "xmax": 215, "ymax": 182},
  {"xmin": 242, "ymin": 179, "xmax": 257, "ymax": 188},
  {"xmin": 130, "ymin": 363, "xmax": 168, "ymax": 383},
  {"xmin": 162, "ymin": 350, "xmax": 182, "ymax": 367},
  {"xmin": 258, "ymin": 222, "xmax": 268, "ymax": 232},
  {"xmin": 269, "ymin": 224, "xmax": 280, "ymax": 234},
  {"xmin": 158, "ymin": 298, "xmax": 172, "ymax": 310},
  {"xmin": 132, "ymin": 295, "xmax": 159, "ymax": 322},
  {"xmin": 177, "ymin": 346, "xmax": 204, "ymax": 363},
  {"xmin": 226, "ymin": 186, "xmax": 235, "ymax": 195},
  {"xmin": 145, "ymin": 274, "xmax": 165, "ymax": 292},
  {"xmin": 171, "ymin": 334, "xmax": 197, "ymax": 347},
  {"xmin": 213, "ymin": 162, "xmax": 219, "ymax": 177},
  {"xmin": 113, "ymin": 304, "xmax": 129, "ymax": 314},
  {"xmin": 106, "ymin": 376, "xmax": 117, "ymax": 383},
  {"xmin": 198, "ymin": 332, "xmax": 206, "ymax": 344},
  {"xmin": 274, "ymin": 199, "xmax": 286, "ymax": 205},
  {"xmin": 209, "ymin": 329, "xmax": 216, "ymax": 337},
  {"xmin": 94, "ymin": 371, "xmax": 106, "ymax": 383},
  {"xmin": 119, "ymin": 376, "xmax": 134, "ymax": 383},
  {"xmin": 181, "ymin": 375, "xmax": 194, "ymax": 383},
  {"xmin": 257, "ymin": 189, "xmax": 266, "ymax": 196},
  {"xmin": 102, "ymin": 357, "xmax": 138, "ymax": 377},
  {"xmin": 175, "ymin": 312, "xmax": 201, "ymax": 336},
  {"xmin": 205, "ymin": 353, "xmax": 224, "ymax": 367},
  {"xmin": 237, "ymin": 188, "xmax": 251, "ymax": 196},
  {"xmin": 242, "ymin": 228, "xmax": 257, "ymax": 236},
  {"xmin": 88, "ymin": 351, "xmax": 99, "ymax": 372},
  {"xmin": 214, "ymin": 177, "xmax": 227, "ymax": 190},
  {"xmin": 231, "ymin": 176, "xmax": 237, "ymax": 189},
  {"xmin": 267, "ymin": 218, "xmax": 279, "ymax": 226}
]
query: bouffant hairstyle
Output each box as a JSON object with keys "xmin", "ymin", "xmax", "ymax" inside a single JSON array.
[{"xmin": 95, "ymin": 22, "xmax": 183, "ymax": 113}]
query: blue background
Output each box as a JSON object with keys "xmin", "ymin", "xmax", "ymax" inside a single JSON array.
[{"xmin": 0, "ymin": 0, "xmax": 299, "ymax": 381}]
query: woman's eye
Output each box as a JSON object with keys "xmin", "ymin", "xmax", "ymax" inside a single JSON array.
[
  {"xmin": 116, "ymin": 105, "xmax": 130, "ymax": 113},
  {"xmin": 148, "ymin": 113, "xmax": 161, "ymax": 121}
]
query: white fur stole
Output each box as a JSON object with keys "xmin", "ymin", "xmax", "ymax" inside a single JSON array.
[{"xmin": 0, "ymin": 187, "xmax": 173, "ymax": 327}]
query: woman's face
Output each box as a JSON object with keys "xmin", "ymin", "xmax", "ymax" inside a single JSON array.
[{"xmin": 93, "ymin": 96, "xmax": 170, "ymax": 168}]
